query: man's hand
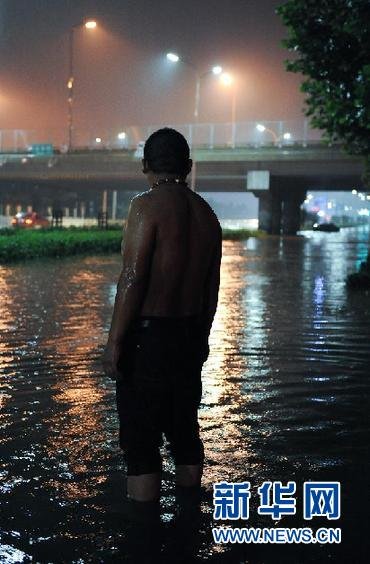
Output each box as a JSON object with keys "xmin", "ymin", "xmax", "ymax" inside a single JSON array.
[{"xmin": 102, "ymin": 341, "xmax": 122, "ymax": 381}]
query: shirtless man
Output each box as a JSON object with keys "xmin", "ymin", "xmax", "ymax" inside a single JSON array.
[{"xmin": 103, "ymin": 128, "xmax": 222, "ymax": 504}]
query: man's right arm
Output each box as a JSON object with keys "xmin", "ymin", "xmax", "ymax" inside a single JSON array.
[{"xmin": 201, "ymin": 223, "xmax": 222, "ymax": 359}]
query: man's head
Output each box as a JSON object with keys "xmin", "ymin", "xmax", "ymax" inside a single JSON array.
[{"xmin": 142, "ymin": 127, "xmax": 192, "ymax": 182}]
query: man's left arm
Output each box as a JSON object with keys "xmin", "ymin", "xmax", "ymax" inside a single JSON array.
[{"xmin": 102, "ymin": 194, "xmax": 155, "ymax": 379}]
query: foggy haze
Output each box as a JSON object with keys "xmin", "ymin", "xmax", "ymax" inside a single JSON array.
[{"xmin": 0, "ymin": 0, "xmax": 306, "ymax": 135}]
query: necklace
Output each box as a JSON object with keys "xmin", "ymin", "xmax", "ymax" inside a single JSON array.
[{"xmin": 151, "ymin": 177, "xmax": 188, "ymax": 189}]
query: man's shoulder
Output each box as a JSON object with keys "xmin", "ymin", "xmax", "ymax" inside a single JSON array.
[
  {"xmin": 130, "ymin": 190, "xmax": 151, "ymax": 206},
  {"xmin": 193, "ymin": 192, "xmax": 221, "ymax": 228},
  {"xmin": 129, "ymin": 190, "xmax": 155, "ymax": 216}
]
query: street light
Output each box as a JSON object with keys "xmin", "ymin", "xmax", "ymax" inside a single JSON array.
[
  {"xmin": 85, "ymin": 20, "xmax": 97, "ymax": 29},
  {"xmin": 166, "ymin": 52, "xmax": 223, "ymax": 119},
  {"xmin": 220, "ymin": 73, "xmax": 237, "ymax": 148},
  {"xmin": 166, "ymin": 52, "xmax": 180, "ymax": 63},
  {"xmin": 166, "ymin": 52, "xmax": 223, "ymax": 191},
  {"xmin": 220, "ymin": 72, "xmax": 233, "ymax": 86},
  {"xmin": 212, "ymin": 65, "xmax": 223, "ymax": 75},
  {"xmin": 256, "ymin": 124, "xmax": 292, "ymax": 146},
  {"xmin": 67, "ymin": 19, "xmax": 97, "ymax": 151}
]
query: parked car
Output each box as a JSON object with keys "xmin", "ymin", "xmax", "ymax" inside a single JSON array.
[
  {"xmin": 313, "ymin": 222, "xmax": 340, "ymax": 232},
  {"xmin": 11, "ymin": 211, "xmax": 50, "ymax": 229}
]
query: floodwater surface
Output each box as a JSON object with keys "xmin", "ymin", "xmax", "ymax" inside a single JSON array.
[{"xmin": 1, "ymin": 227, "xmax": 370, "ymax": 563}]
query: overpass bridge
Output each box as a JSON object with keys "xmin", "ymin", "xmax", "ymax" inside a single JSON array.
[{"xmin": 0, "ymin": 121, "xmax": 365, "ymax": 235}]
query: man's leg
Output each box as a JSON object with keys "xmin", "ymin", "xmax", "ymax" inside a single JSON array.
[
  {"xmin": 116, "ymin": 326, "xmax": 164, "ymax": 502},
  {"xmin": 175, "ymin": 464, "xmax": 202, "ymax": 487},
  {"xmin": 169, "ymin": 354, "xmax": 205, "ymax": 489},
  {"xmin": 123, "ymin": 479, "xmax": 162, "ymax": 562},
  {"xmin": 124, "ymin": 437, "xmax": 163, "ymax": 501},
  {"xmin": 127, "ymin": 472, "xmax": 161, "ymax": 501}
]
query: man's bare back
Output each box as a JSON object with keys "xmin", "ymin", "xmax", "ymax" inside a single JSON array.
[
  {"xmin": 138, "ymin": 183, "xmax": 220, "ymax": 317},
  {"xmin": 103, "ymin": 180, "xmax": 221, "ymax": 379}
]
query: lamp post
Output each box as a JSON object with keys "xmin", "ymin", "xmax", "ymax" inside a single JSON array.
[
  {"xmin": 166, "ymin": 53, "xmax": 222, "ymax": 120},
  {"xmin": 220, "ymin": 72, "xmax": 237, "ymax": 148},
  {"xmin": 256, "ymin": 124, "xmax": 292, "ymax": 147},
  {"xmin": 166, "ymin": 53, "xmax": 223, "ymax": 189},
  {"xmin": 67, "ymin": 19, "xmax": 97, "ymax": 151}
]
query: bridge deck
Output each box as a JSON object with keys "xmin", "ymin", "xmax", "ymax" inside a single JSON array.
[{"xmin": 0, "ymin": 144, "xmax": 364, "ymax": 192}]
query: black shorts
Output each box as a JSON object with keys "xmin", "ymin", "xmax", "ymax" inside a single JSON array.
[{"xmin": 115, "ymin": 315, "xmax": 207, "ymax": 476}]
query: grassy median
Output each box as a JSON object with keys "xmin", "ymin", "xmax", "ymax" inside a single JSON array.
[{"xmin": 0, "ymin": 226, "xmax": 262, "ymax": 263}]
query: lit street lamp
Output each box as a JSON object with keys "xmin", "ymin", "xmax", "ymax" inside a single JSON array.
[
  {"xmin": 117, "ymin": 131, "xmax": 127, "ymax": 148},
  {"xmin": 166, "ymin": 52, "xmax": 180, "ymax": 63},
  {"xmin": 85, "ymin": 20, "xmax": 97, "ymax": 30},
  {"xmin": 220, "ymin": 72, "xmax": 237, "ymax": 147},
  {"xmin": 256, "ymin": 124, "xmax": 292, "ymax": 146},
  {"xmin": 166, "ymin": 53, "xmax": 224, "ymax": 190},
  {"xmin": 166, "ymin": 52, "xmax": 223, "ymax": 120},
  {"xmin": 67, "ymin": 19, "xmax": 97, "ymax": 151}
]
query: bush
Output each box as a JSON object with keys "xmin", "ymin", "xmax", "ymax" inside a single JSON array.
[
  {"xmin": 222, "ymin": 228, "xmax": 263, "ymax": 240},
  {"xmin": 0, "ymin": 226, "xmax": 261, "ymax": 263},
  {"xmin": 0, "ymin": 228, "xmax": 122, "ymax": 263}
]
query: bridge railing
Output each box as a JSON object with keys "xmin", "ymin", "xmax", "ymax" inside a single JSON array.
[{"xmin": 0, "ymin": 119, "xmax": 323, "ymax": 153}]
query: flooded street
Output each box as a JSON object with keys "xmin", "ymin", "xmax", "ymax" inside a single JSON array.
[{"xmin": 1, "ymin": 227, "xmax": 370, "ymax": 563}]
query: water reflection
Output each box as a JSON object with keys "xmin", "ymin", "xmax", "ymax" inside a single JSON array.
[
  {"xmin": 1, "ymin": 228, "xmax": 370, "ymax": 562},
  {"xmin": 44, "ymin": 264, "xmax": 108, "ymax": 495},
  {"xmin": 202, "ymin": 242, "xmax": 254, "ymax": 487}
]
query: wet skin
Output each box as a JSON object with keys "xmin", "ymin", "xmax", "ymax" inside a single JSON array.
[{"xmin": 102, "ymin": 165, "xmax": 222, "ymax": 500}]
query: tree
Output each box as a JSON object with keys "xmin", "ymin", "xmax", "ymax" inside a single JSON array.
[{"xmin": 277, "ymin": 0, "xmax": 370, "ymax": 181}]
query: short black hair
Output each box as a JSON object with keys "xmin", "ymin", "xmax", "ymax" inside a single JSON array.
[{"xmin": 143, "ymin": 127, "xmax": 190, "ymax": 176}]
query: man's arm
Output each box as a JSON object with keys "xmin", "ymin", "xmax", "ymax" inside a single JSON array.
[
  {"xmin": 201, "ymin": 223, "xmax": 222, "ymax": 358},
  {"xmin": 103, "ymin": 194, "xmax": 155, "ymax": 378}
]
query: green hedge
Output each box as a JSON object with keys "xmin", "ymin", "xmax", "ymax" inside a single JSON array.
[
  {"xmin": 0, "ymin": 228, "xmax": 122, "ymax": 263},
  {"xmin": 222, "ymin": 228, "xmax": 263, "ymax": 240},
  {"xmin": 0, "ymin": 226, "xmax": 261, "ymax": 263}
]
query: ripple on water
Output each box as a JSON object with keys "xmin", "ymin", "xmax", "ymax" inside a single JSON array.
[{"xmin": 1, "ymin": 230, "xmax": 370, "ymax": 560}]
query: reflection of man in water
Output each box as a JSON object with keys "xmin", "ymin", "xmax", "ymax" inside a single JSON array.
[{"xmin": 103, "ymin": 128, "xmax": 221, "ymax": 505}]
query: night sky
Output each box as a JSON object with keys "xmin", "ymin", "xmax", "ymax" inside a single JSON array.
[{"xmin": 0, "ymin": 0, "xmax": 305, "ymax": 134}]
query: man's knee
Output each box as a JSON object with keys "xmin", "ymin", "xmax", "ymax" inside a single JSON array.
[
  {"xmin": 124, "ymin": 444, "xmax": 163, "ymax": 476},
  {"xmin": 167, "ymin": 434, "xmax": 204, "ymax": 467},
  {"xmin": 175, "ymin": 464, "xmax": 203, "ymax": 487},
  {"xmin": 127, "ymin": 473, "xmax": 162, "ymax": 502}
]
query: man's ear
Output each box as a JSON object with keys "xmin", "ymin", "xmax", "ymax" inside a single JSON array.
[
  {"xmin": 187, "ymin": 159, "xmax": 193, "ymax": 175},
  {"xmin": 142, "ymin": 159, "xmax": 149, "ymax": 174}
]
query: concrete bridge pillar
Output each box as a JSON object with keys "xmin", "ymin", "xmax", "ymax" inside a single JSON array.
[
  {"xmin": 253, "ymin": 190, "xmax": 282, "ymax": 234},
  {"xmin": 80, "ymin": 201, "xmax": 86, "ymax": 219},
  {"xmin": 281, "ymin": 191, "xmax": 306, "ymax": 235},
  {"xmin": 253, "ymin": 187, "xmax": 306, "ymax": 235},
  {"xmin": 102, "ymin": 190, "xmax": 108, "ymax": 214},
  {"xmin": 112, "ymin": 190, "xmax": 117, "ymax": 221}
]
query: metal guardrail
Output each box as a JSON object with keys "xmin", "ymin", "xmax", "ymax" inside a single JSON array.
[{"xmin": 0, "ymin": 119, "xmax": 322, "ymax": 153}]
